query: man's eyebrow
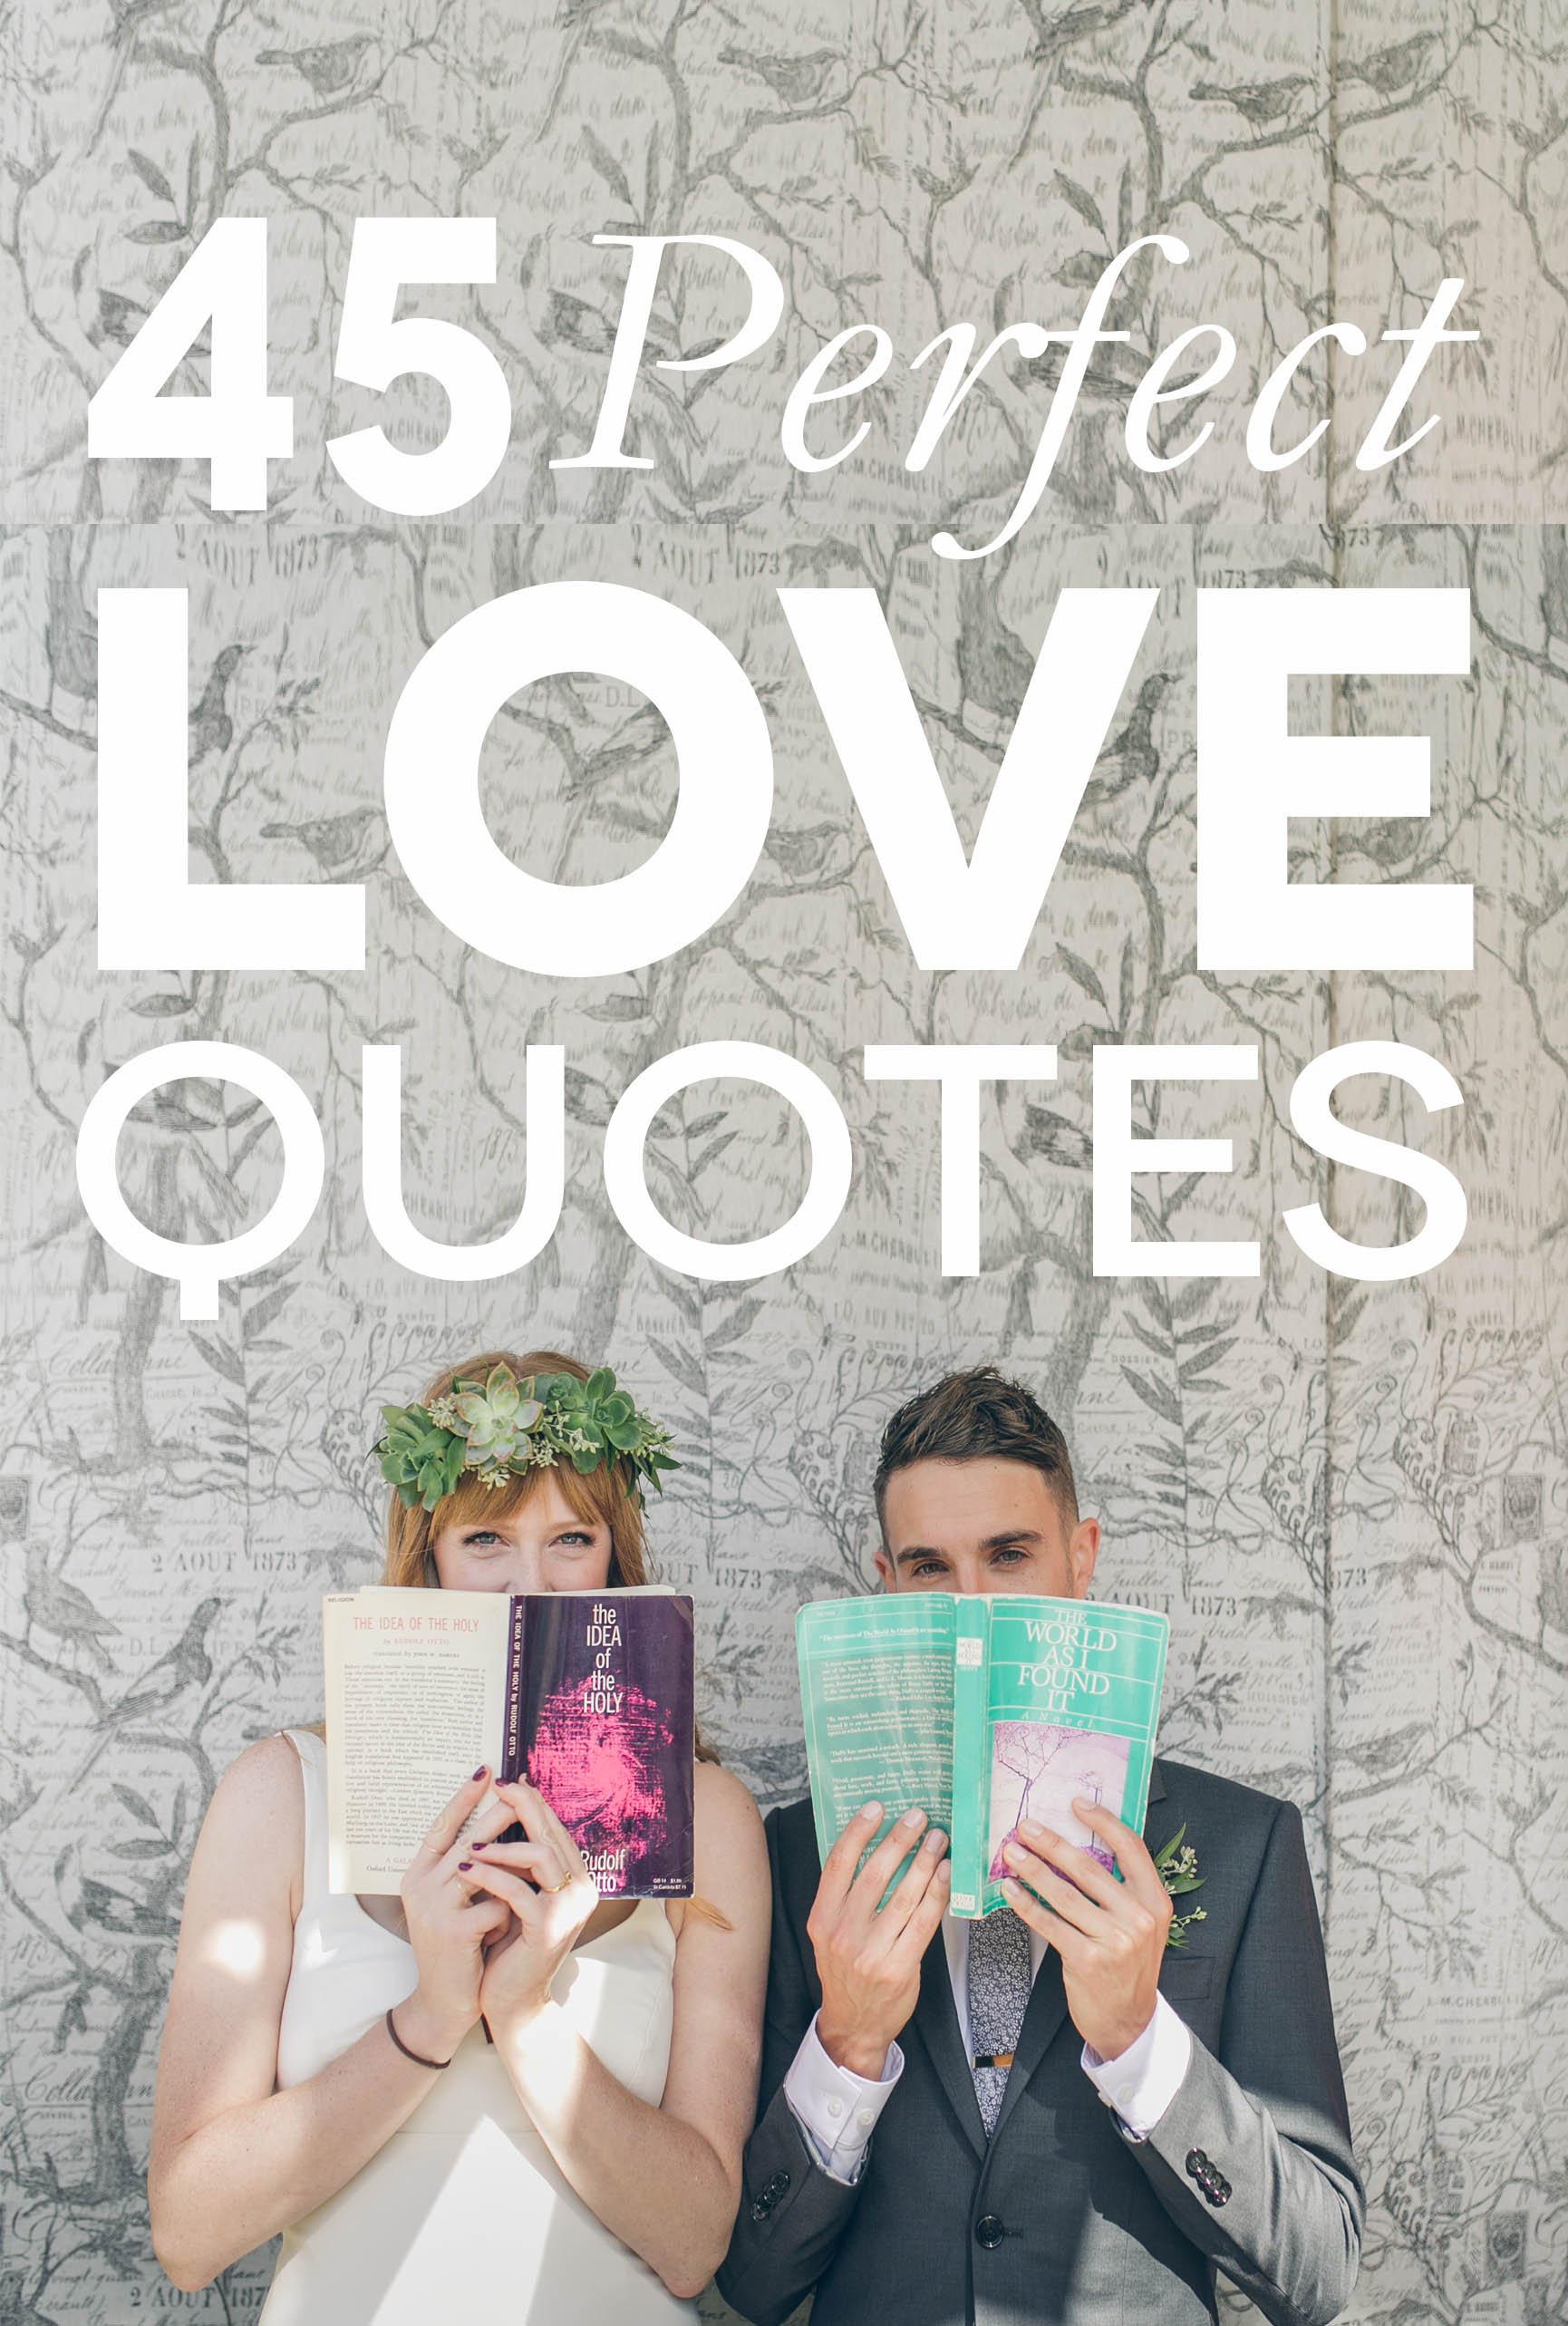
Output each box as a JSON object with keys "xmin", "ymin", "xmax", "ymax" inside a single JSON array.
[{"xmin": 892, "ymin": 1529, "xmax": 1042, "ymax": 1568}]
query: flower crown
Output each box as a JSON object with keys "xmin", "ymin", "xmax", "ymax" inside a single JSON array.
[{"xmin": 375, "ymin": 1363, "xmax": 678, "ymax": 1513}]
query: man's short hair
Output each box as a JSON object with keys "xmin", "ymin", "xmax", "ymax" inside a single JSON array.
[{"xmin": 873, "ymin": 1364, "xmax": 1079, "ymax": 1533}]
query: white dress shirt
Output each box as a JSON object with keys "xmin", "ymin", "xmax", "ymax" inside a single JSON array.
[{"xmin": 783, "ymin": 1912, "xmax": 1193, "ymax": 2185}]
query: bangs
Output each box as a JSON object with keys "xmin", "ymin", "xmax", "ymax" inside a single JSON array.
[{"xmin": 431, "ymin": 1458, "xmax": 625, "ymax": 1537}]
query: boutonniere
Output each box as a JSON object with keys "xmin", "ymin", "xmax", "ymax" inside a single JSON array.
[{"xmin": 1153, "ymin": 1824, "xmax": 1207, "ymax": 1949}]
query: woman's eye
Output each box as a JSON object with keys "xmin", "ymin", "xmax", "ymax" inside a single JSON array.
[
  {"xmin": 464, "ymin": 1531, "xmax": 501, "ymax": 1547},
  {"xmin": 555, "ymin": 1532, "xmax": 593, "ymax": 1548}
]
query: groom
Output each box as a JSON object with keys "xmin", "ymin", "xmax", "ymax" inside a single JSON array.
[{"xmin": 717, "ymin": 1366, "xmax": 1361, "ymax": 2326}]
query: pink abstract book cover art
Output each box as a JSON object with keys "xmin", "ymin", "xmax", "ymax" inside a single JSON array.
[
  {"xmin": 528, "ymin": 1682, "xmax": 674, "ymax": 1878},
  {"xmin": 986, "ymin": 1722, "xmax": 1129, "ymax": 1879},
  {"xmin": 504, "ymin": 1593, "xmax": 695, "ymax": 1896}
]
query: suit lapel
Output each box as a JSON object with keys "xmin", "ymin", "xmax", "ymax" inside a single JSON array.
[{"xmin": 908, "ymin": 1929, "xmax": 986, "ymax": 2157}]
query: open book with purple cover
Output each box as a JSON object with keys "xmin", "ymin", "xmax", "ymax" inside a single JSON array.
[{"xmin": 324, "ymin": 1586, "xmax": 693, "ymax": 1897}]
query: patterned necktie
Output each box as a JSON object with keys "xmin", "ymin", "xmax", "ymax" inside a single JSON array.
[{"xmin": 967, "ymin": 1905, "xmax": 1032, "ymax": 2137}]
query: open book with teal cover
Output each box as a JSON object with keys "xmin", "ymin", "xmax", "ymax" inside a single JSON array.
[{"xmin": 796, "ymin": 1593, "xmax": 1169, "ymax": 1916}]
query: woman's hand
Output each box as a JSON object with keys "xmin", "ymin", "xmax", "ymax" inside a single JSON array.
[
  {"xmin": 456, "ymin": 1780, "xmax": 598, "ymax": 2043},
  {"xmin": 460, "ymin": 1758, "xmax": 770, "ymax": 2300},
  {"xmin": 395, "ymin": 1769, "xmax": 515, "ymax": 2061},
  {"xmin": 150, "ymin": 1737, "xmax": 523, "ymax": 2292}
]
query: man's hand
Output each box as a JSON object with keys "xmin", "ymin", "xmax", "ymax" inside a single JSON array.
[
  {"xmin": 999, "ymin": 1798, "xmax": 1171, "ymax": 2062},
  {"xmin": 808, "ymin": 1802, "xmax": 952, "ymax": 2079}
]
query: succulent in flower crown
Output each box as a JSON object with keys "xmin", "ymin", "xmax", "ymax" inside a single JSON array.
[{"xmin": 375, "ymin": 1363, "xmax": 678, "ymax": 1513}]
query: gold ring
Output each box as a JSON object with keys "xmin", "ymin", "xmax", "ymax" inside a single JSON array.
[{"xmin": 540, "ymin": 1875, "xmax": 573, "ymax": 1894}]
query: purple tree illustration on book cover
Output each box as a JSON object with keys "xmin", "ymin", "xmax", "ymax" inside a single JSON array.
[
  {"xmin": 987, "ymin": 1724, "xmax": 1129, "ymax": 1879},
  {"xmin": 506, "ymin": 1595, "xmax": 694, "ymax": 1896}
]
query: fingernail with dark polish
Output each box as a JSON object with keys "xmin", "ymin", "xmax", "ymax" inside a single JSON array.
[
  {"xmin": 457, "ymin": 1859, "xmax": 473, "ymax": 1872},
  {"xmin": 472, "ymin": 1765, "xmax": 488, "ymax": 1780},
  {"xmin": 470, "ymin": 1839, "xmax": 488, "ymax": 1850}
]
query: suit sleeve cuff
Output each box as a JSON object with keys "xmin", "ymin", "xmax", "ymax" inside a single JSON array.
[
  {"xmin": 1081, "ymin": 1992, "xmax": 1193, "ymax": 2138},
  {"xmin": 782, "ymin": 2012, "xmax": 904, "ymax": 2185}
]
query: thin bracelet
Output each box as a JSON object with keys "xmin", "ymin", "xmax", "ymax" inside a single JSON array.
[{"xmin": 385, "ymin": 2004, "xmax": 451, "ymax": 2070}]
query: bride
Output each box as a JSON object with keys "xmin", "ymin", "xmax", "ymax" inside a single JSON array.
[{"xmin": 148, "ymin": 1349, "xmax": 769, "ymax": 2321}]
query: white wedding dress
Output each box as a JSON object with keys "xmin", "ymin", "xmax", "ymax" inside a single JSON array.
[{"xmin": 257, "ymin": 1730, "xmax": 695, "ymax": 2324}]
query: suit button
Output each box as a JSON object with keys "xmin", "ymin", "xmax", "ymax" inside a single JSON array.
[
  {"xmin": 1186, "ymin": 2148, "xmax": 1209, "ymax": 2181},
  {"xmin": 1212, "ymin": 2179, "xmax": 1232, "ymax": 2207},
  {"xmin": 749, "ymin": 2167, "xmax": 790, "ymax": 2221},
  {"xmin": 974, "ymin": 2215, "xmax": 1005, "ymax": 2250}
]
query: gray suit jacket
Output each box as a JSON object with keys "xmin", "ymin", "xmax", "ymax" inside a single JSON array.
[{"xmin": 716, "ymin": 1759, "xmax": 1362, "ymax": 2326}]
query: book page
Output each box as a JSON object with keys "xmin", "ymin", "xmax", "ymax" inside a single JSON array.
[
  {"xmin": 324, "ymin": 1589, "xmax": 513, "ymax": 1893},
  {"xmin": 795, "ymin": 1596, "xmax": 957, "ymax": 1868}
]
